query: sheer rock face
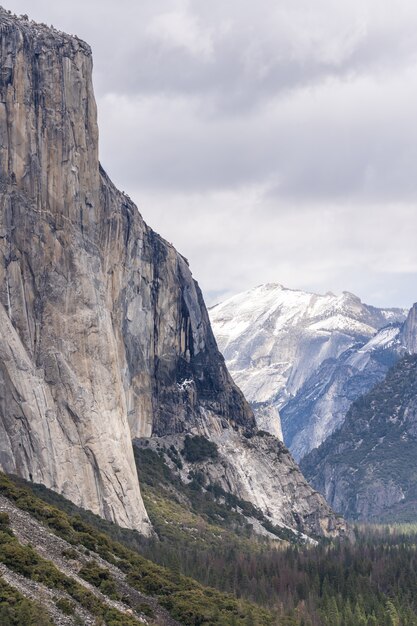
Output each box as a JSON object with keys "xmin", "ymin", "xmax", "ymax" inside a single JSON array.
[
  {"xmin": 401, "ymin": 304, "xmax": 417, "ymax": 355},
  {"xmin": 0, "ymin": 10, "xmax": 347, "ymax": 540},
  {"xmin": 0, "ymin": 10, "xmax": 151, "ymax": 532},
  {"xmin": 0, "ymin": 9, "xmax": 252, "ymax": 533}
]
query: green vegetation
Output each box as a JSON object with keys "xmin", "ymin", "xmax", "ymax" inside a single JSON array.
[
  {"xmin": 78, "ymin": 561, "xmax": 120, "ymax": 601},
  {"xmin": 5, "ymin": 450, "xmax": 417, "ymax": 624},
  {"xmin": 0, "ymin": 472, "xmax": 274, "ymax": 625},
  {"xmin": 54, "ymin": 597, "xmax": 75, "ymax": 615},
  {"xmin": 167, "ymin": 444, "xmax": 183, "ymax": 469},
  {"xmin": 133, "ymin": 447, "xmax": 417, "ymax": 624},
  {"xmin": 0, "ymin": 577, "xmax": 53, "ymax": 625},
  {"xmin": 182, "ymin": 435, "xmax": 219, "ymax": 462},
  {"xmin": 0, "ymin": 513, "xmax": 141, "ymax": 626}
]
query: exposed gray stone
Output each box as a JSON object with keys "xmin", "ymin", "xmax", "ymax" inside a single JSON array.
[
  {"xmin": 401, "ymin": 303, "xmax": 417, "ymax": 354},
  {"xmin": 0, "ymin": 9, "xmax": 347, "ymax": 540}
]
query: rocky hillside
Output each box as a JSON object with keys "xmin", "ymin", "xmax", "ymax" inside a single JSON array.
[
  {"xmin": 0, "ymin": 464, "xmax": 415, "ymax": 626},
  {"xmin": 301, "ymin": 350, "xmax": 417, "ymax": 522},
  {"xmin": 0, "ymin": 8, "xmax": 345, "ymax": 542},
  {"xmin": 210, "ymin": 283, "xmax": 407, "ymax": 459},
  {"xmin": 134, "ymin": 431, "xmax": 347, "ymax": 543},
  {"xmin": 0, "ymin": 471, "xmax": 278, "ymax": 625}
]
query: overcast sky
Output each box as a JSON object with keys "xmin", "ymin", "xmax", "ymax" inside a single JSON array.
[{"xmin": 5, "ymin": 1, "xmax": 417, "ymax": 308}]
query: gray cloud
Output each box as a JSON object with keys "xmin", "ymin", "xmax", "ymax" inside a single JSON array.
[
  {"xmin": 7, "ymin": 1, "xmax": 417, "ymax": 105},
  {"xmin": 98, "ymin": 67, "xmax": 417, "ymax": 201},
  {"xmin": 4, "ymin": 0, "xmax": 417, "ymax": 308}
]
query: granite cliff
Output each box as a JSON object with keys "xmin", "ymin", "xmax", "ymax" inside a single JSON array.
[{"xmin": 0, "ymin": 9, "xmax": 345, "ymax": 540}]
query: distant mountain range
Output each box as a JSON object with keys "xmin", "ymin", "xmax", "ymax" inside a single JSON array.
[
  {"xmin": 211, "ymin": 286, "xmax": 417, "ymax": 522},
  {"xmin": 210, "ymin": 283, "xmax": 408, "ymax": 460}
]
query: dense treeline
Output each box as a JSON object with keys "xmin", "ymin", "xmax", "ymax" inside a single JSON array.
[
  {"xmin": 132, "ymin": 446, "xmax": 417, "ymax": 625},
  {"xmin": 139, "ymin": 511, "xmax": 417, "ymax": 625},
  {"xmin": 5, "ymin": 457, "xmax": 417, "ymax": 625}
]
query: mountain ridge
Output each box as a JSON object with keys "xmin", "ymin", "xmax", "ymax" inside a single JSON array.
[{"xmin": 210, "ymin": 282, "xmax": 407, "ymax": 458}]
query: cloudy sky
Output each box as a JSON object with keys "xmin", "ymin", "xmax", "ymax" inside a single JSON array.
[{"xmin": 6, "ymin": 1, "xmax": 417, "ymax": 308}]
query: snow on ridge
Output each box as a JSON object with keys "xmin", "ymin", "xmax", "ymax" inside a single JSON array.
[
  {"xmin": 347, "ymin": 324, "xmax": 402, "ymax": 370},
  {"xmin": 211, "ymin": 283, "xmax": 406, "ymax": 342},
  {"xmin": 307, "ymin": 314, "xmax": 376, "ymax": 336},
  {"xmin": 210, "ymin": 282, "xmax": 408, "ymax": 448}
]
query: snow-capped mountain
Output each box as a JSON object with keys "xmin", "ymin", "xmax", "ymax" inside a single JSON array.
[
  {"xmin": 210, "ymin": 284, "xmax": 408, "ymax": 459},
  {"xmin": 300, "ymin": 304, "xmax": 417, "ymax": 522}
]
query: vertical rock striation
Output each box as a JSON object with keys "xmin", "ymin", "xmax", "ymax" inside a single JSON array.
[
  {"xmin": 0, "ymin": 8, "xmax": 252, "ymax": 533},
  {"xmin": 401, "ymin": 303, "xmax": 417, "ymax": 354},
  {"xmin": 0, "ymin": 9, "xmax": 152, "ymax": 532},
  {"xmin": 0, "ymin": 9, "xmax": 347, "ymax": 540}
]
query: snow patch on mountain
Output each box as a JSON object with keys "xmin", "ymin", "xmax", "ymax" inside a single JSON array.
[{"xmin": 210, "ymin": 283, "xmax": 408, "ymax": 458}]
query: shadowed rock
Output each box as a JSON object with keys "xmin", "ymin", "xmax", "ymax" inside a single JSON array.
[{"xmin": 0, "ymin": 8, "xmax": 348, "ymax": 540}]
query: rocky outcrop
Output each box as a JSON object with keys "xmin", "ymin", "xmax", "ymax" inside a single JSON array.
[
  {"xmin": 0, "ymin": 9, "xmax": 346, "ymax": 540},
  {"xmin": 401, "ymin": 303, "xmax": 417, "ymax": 354},
  {"xmin": 138, "ymin": 428, "xmax": 347, "ymax": 541},
  {"xmin": 210, "ymin": 283, "xmax": 407, "ymax": 459},
  {"xmin": 301, "ymin": 354, "xmax": 417, "ymax": 522},
  {"xmin": 251, "ymin": 401, "xmax": 283, "ymax": 440}
]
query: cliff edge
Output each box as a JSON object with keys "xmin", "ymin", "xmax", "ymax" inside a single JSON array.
[{"xmin": 0, "ymin": 8, "xmax": 347, "ymax": 540}]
